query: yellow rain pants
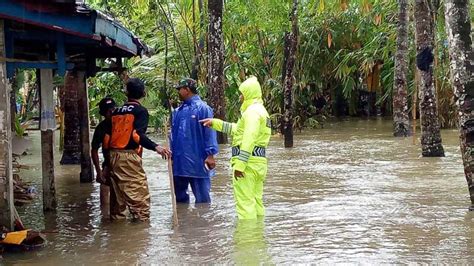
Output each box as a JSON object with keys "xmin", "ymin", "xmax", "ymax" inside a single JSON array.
[
  {"xmin": 232, "ymin": 161, "xmax": 267, "ymax": 219},
  {"xmin": 210, "ymin": 77, "xmax": 271, "ymax": 220}
]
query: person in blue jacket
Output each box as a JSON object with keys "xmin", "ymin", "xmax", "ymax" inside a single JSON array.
[{"xmin": 171, "ymin": 78, "xmax": 218, "ymax": 203}]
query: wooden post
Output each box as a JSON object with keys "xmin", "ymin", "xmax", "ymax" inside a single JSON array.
[
  {"xmin": 39, "ymin": 68, "xmax": 57, "ymax": 211},
  {"xmin": 77, "ymin": 71, "xmax": 92, "ymax": 183},
  {"xmin": 0, "ymin": 19, "xmax": 14, "ymax": 229}
]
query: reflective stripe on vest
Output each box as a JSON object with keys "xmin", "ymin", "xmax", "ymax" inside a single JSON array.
[{"xmin": 231, "ymin": 146, "xmax": 266, "ymax": 158}]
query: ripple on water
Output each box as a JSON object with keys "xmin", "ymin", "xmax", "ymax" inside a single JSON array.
[{"xmin": 4, "ymin": 119, "xmax": 474, "ymax": 264}]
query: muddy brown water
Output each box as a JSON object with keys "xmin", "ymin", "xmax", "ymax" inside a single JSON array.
[{"xmin": 3, "ymin": 118, "xmax": 474, "ymax": 264}]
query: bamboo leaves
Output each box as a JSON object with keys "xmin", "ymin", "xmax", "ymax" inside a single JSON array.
[
  {"xmin": 318, "ymin": 0, "xmax": 325, "ymax": 13},
  {"xmin": 84, "ymin": 0, "xmax": 457, "ymax": 131}
]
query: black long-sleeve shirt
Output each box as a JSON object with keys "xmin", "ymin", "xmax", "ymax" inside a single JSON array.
[{"xmin": 91, "ymin": 119, "xmax": 111, "ymax": 166}]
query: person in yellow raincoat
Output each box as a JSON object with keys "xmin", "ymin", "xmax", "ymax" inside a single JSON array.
[{"xmin": 201, "ymin": 76, "xmax": 271, "ymax": 219}]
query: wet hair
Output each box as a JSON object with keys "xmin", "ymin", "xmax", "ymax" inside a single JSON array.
[
  {"xmin": 188, "ymin": 86, "xmax": 197, "ymax": 94},
  {"xmin": 98, "ymin": 97, "xmax": 116, "ymax": 116},
  {"xmin": 126, "ymin": 78, "xmax": 146, "ymax": 99}
]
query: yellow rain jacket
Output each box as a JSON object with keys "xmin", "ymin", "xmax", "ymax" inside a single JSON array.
[{"xmin": 211, "ymin": 76, "xmax": 271, "ymax": 219}]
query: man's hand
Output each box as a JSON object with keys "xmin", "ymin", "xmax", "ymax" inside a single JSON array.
[
  {"xmin": 96, "ymin": 169, "xmax": 106, "ymax": 184},
  {"xmin": 156, "ymin": 145, "xmax": 172, "ymax": 159},
  {"xmin": 234, "ymin": 170, "xmax": 244, "ymax": 180},
  {"xmin": 205, "ymin": 155, "xmax": 216, "ymax": 170},
  {"xmin": 102, "ymin": 166, "xmax": 111, "ymax": 185},
  {"xmin": 199, "ymin": 118, "xmax": 213, "ymax": 127}
]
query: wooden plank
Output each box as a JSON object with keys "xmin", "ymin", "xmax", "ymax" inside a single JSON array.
[
  {"xmin": 40, "ymin": 68, "xmax": 57, "ymax": 211},
  {"xmin": 0, "ymin": 56, "xmax": 58, "ymax": 63},
  {"xmin": 77, "ymin": 71, "xmax": 93, "ymax": 183},
  {"xmin": 0, "ymin": 19, "xmax": 14, "ymax": 229}
]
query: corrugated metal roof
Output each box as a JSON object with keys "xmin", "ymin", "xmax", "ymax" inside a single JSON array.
[{"xmin": 0, "ymin": 0, "xmax": 148, "ymax": 57}]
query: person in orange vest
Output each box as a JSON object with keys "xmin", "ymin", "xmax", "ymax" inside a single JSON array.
[{"xmin": 105, "ymin": 78, "xmax": 171, "ymax": 221}]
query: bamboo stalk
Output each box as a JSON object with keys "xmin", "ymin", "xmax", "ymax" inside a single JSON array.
[
  {"xmin": 413, "ymin": 65, "xmax": 418, "ymax": 145},
  {"xmin": 160, "ymin": 20, "xmax": 178, "ymax": 226},
  {"xmin": 432, "ymin": 6, "xmax": 440, "ymax": 120},
  {"xmin": 164, "ymin": 120, "xmax": 178, "ymax": 227},
  {"xmin": 156, "ymin": 0, "xmax": 192, "ymax": 76},
  {"xmin": 412, "ymin": 4, "xmax": 418, "ymax": 145},
  {"xmin": 167, "ymin": 153, "xmax": 178, "ymax": 227}
]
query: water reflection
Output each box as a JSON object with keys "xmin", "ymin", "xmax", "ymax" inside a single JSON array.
[
  {"xmin": 233, "ymin": 218, "xmax": 272, "ymax": 265},
  {"xmin": 3, "ymin": 118, "xmax": 474, "ymax": 264},
  {"xmin": 170, "ymin": 204, "xmax": 224, "ymax": 263}
]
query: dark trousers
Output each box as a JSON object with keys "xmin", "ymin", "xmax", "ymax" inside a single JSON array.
[{"xmin": 174, "ymin": 176, "xmax": 211, "ymax": 203}]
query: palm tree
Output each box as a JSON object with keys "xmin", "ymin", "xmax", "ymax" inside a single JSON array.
[
  {"xmin": 414, "ymin": 0, "xmax": 444, "ymax": 157},
  {"xmin": 392, "ymin": 0, "xmax": 410, "ymax": 137},
  {"xmin": 0, "ymin": 19, "xmax": 14, "ymax": 228},
  {"xmin": 208, "ymin": 0, "xmax": 227, "ymax": 144},
  {"xmin": 444, "ymin": 0, "xmax": 474, "ymax": 209},
  {"xmin": 60, "ymin": 72, "xmax": 81, "ymax": 165},
  {"xmin": 283, "ymin": 0, "xmax": 298, "ymax": 148}
]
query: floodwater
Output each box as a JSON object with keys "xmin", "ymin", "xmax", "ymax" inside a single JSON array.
[{"xmin": 3, "ymin": 118, "xmax": 474, "ymax": 264}]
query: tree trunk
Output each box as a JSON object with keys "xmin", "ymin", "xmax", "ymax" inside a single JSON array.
[
  {"xmin": 444, "ymin": 0, "xmax": 474, "ymax": 209},
  {"xmin": 392, "ymin": 0, "xmax": 410, "ymax": 137},
  {"xmin": 60, "ymin": 71, "xmax": 81, "ymax": 164},
  {"xmin": 280, "ymin": 32, "xmax": 290, "ymax": 135},
  {"xmin": 0, "ymin": 19, "xmax": 14, "ymax": 229},
  {"xmin": 414, "ymin": 0, "xmax": 444, "ymax": 157},
  {"xmin": 283, "ymin": 0, "xmax": 298, "ymax": 148},
  {"xmin": 208, "ymin": 0, "xmax": 227, "ymax": 144},
  {"xmin": 77, "ymin": 71, "xmax": 92, "ymax": 183},
  {"xmin": 10, "ymin": 79, "xmax": 16, "ymax": 131}
]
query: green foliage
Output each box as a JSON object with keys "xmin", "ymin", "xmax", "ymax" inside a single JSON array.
[
  {"xmin": 13, "ymin": 115, "xmax": 25, "ymax": 137},
  {"xmin": 83, "ymin": 0, "xmax": 466, "ymax": 129},
  {"xmin": 88, "ymin": 72, "xmax": 126, "ymax": 123}
]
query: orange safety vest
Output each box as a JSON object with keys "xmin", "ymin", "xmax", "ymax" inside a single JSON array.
[{"xmin": 104, "ymin": 102, "xmax": 144, "ymax": 156}]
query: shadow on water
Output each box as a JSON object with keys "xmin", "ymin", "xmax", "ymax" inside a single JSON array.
[{"xmin": 3, "ymin": 118, "xmax": 474, "ymax": 264}]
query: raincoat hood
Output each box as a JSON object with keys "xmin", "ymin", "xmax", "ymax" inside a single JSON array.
[{"xmin": 239, "ymin": 76, "xmax": 263, "ymax": 112}]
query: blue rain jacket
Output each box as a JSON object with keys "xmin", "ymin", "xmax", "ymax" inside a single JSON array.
[{"xmin": 171, "ymin": 95, "xmax": 218, "ymax": 178}]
